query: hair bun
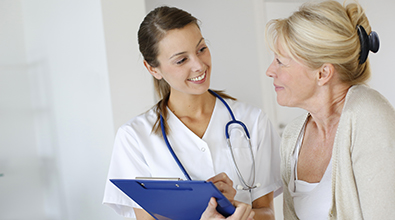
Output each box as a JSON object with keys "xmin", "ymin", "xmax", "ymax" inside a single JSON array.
[{"xmin": 357, "ymin": 25, "xmax": 380, "ymax": 64}]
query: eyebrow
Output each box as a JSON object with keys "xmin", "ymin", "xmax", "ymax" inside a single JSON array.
[{"xmin": 169, "ymin": 37, "xmax": 205, "ymax": 60}]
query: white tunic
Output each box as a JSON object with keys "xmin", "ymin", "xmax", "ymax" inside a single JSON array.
[{"xmin": 102, "ymin": 97, "xmax": 282, "ymax": 218}]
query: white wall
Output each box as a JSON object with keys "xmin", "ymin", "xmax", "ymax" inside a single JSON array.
[
  {"xmin": 101, "ymin": 0, "xmax": 154, "ymax": 130},
  {"xmin": 0, "ymin": 1, "xmax": 47, "ymax": 219},
  {"xmin": 0, "ymin": 0, "xmax": 122, "ymax": 219},
  {"xmin": 361, "ymin": 0, "xmax": 395, "ymax": 105},
  {"xmin": 1, "ymin": 0, "xmax": 394, "ymax": 220}
]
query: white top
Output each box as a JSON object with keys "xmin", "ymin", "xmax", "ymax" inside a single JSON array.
[
  {"xmin": 288, "ymin": 120, "xmax": 332, "ymax": 220},
  {"xmin": 281, "ymin": 85, "xmax": 395, "ymax": 219},
  {"xmin": 102, "ymin": 97, "xmax": 282, "ymax": 218}
]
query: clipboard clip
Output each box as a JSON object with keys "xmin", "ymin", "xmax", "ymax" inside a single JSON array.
[
  {"xmin": 136, "ymin": 179, "xmax": 193, "ymax": 191},
  {"xmin": 135, "ymin": 177, "xmax": 182, "ymax": 181}
]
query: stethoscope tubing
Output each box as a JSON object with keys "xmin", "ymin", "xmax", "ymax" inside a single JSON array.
[
  {"xmin": 160, "ymin": 89, "xmax": 256, "ymax": 190},
  {"xmin": 160, "ymin": 114, "xmax": 192, "ymax": 181},
  {"xmin": 225, "ymin": 120, "xmax": 250, "ymax": 139},
  {"xmin": 210, "ymin": 91, "xmax": 256, "ymax": 190}
]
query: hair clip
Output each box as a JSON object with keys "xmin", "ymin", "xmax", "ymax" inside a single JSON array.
[{"xmin": 357, "ymin": 25, "xmax": 380, "ymax": 64}]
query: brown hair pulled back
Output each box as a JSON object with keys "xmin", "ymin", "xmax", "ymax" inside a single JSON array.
[{"xmin": 138, "ymin": 6, "xmax": 234, "ymax": 135}]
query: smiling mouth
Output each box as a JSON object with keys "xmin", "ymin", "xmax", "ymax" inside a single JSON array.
[{"xmin": 188, "ymin": 71, "xmax": 206, "ymax": 82}]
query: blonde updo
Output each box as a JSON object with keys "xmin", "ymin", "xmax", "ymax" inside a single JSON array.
[{"xmin": 265, "ymin": 0, "xmax": 373, "ymax": 85}]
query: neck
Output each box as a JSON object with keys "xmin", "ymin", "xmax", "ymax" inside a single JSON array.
[
  {"xmin": 307, "ymin": 84, "xmax": 350, "ymax": 136},
  {"xmin": 167, "ymin": 90, "xmax": 216, "ymax": 118}
]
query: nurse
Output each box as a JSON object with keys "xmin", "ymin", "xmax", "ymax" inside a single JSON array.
[{"xmin": 103, "ymin": 6, "xmax": 282, "ymax": 220}]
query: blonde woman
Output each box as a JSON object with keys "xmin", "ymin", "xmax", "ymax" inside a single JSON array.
[{"xmin": 265, "ymin": 0, "xmax": 395, "ymax": 219}]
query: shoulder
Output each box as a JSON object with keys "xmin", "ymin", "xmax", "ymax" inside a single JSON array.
[
  {"xmin": 343, "ymin": 85, "xmax": 395, "ymax": 122},
  {"xmin": 226, "ymin": 99, "xmax": 263, "ymax": 119},
  {"xmin": 225, "ymin": 99, "xmax": 272, "ymax": 129},
  {"xmin": 345, "ymin": 85, "xmax": 395, "ymax": 114},
  {"xmin": 339, "ymin": 85, "xmax": 395, "ymax": 145},
  {"xmin": 118, "ymin": 107, "xmax": 157, "ymax": 136}
]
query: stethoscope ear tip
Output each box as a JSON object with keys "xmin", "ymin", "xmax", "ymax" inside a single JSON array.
[{"xmin": 236, "ymin": 185, "xmax": 244, "ymax": 190}]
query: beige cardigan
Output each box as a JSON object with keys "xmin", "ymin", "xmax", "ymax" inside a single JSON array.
[{"xmin": 281, "ymin": 85, "xmax": 395, "ymax": 220}]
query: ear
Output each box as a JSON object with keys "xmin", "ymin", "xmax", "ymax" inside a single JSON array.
[
  {"xmin": 317, "ymin": 63, "xmax": 335, "ymax": 86},
  {"xmin": 144, "ymin": 60, "xmax": 163, "ymax": 80}
]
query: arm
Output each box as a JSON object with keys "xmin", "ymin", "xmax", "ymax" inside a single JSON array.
[
  {"xmin": 351, "ymin": 112, "xmax": 395, "ymax": 218},
  {"xmin": 133, "ymin": 208, "xmax": 155, "ymax": 220},
  {"xmin": 330, "ymin": 88, "xmax": 395, "ymax": 219},
  {"xmin": 251, "ymin": 192, "xmax": 274, "ymax": 220}
]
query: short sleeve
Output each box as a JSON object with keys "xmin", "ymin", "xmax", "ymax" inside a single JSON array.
[
  {"xmin": 102, "ymin": 126, "xmax": 151, "ymax": 218},
  {"xmin": 251, "ymin": 111, "xmax": 283, "ymax": 202}
]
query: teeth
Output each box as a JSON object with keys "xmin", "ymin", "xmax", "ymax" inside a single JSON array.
[{"xmin": 189, "ymin": 72, "xmax": 206, "ymax": 81}]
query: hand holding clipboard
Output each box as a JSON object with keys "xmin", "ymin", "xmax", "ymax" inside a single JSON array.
[
  {"xmin": 201, "ymin": 198, "xmax": 255, "ymax": 220},
  {"xmin": 110, "ymin": 179, "xmax": 236, "ymax": 220}
]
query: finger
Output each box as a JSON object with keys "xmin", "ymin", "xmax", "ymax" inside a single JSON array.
[
  {"xmin": 240, "ymin": 205, "xmax": 252, "ymax": 220},
  {"xmin": 213, "ymin": 181, "xmax": 236, "ymax": 201},
  {"xmin": 207, "ymin": 172, "xmax": 232, "ymax": 186},
  {"xmin": 213, "ymin": 181, "xmax": 232, "ymax": 192},
  {"xmin": 229, "ymin": 201, "xmax": 252, "ymax": 220},
  {"xmin": 247, "ymin": 210, "xmax": 255, "ymax": 220},
  {"xmin": 207, "ymin": 173, "xmax": 233, "ymax": 186},
  {"xmin": 229, "ymin": 206, "xmax": 248, "ymax": 220}
]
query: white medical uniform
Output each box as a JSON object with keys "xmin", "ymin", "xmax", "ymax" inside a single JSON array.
[{"xmin": 103, "ymin": 97, "xmax": 282, "ymax": 218}]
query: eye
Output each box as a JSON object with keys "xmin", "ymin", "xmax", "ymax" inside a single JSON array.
[
  {"xmin": 276, "ymin": 58, "xmax": 283, "ymax": 65},
  {"xmin": 198, "ymin": 46, "xmax": 207, "ymax": 54},
  {"xmin": 176, "ymin": 57, "xmax": 187, "ymax": 65}
]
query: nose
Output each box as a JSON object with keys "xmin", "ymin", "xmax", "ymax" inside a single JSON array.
[
  {"xmin": 191, "ymin": 55, "xmax": 205, "ymax": 72},
  {"xmin": 266, "ymin": 59, "xmax": 277, "ymax": 78}
]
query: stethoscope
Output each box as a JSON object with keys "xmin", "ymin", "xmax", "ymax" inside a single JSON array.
[{"xmin": 160, "ymin": 90, "xmax": 259, "ymax": 191}]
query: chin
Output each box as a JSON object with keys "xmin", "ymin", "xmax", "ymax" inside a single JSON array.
[
  {"xmin": 276, "ymin": 96, "xmax": 283, "ymax": 105},
  {"xmin": 191, "ymin": 85, "xmax": 210, "ymax": 95},
  {"xmin": 200, "ymin": 80, "xmax": 211, "ymax": 91},
  {"xmin": 276, "ymin": 97, "xmax": 290, "ymax": 107}
]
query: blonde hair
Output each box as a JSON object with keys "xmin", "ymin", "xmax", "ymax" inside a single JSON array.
[{"xmin": 265, "ymin": 0, "xmax": 372, "ymax": 85}]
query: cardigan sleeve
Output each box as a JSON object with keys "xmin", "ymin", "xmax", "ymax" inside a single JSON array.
[{"xmin": 348, "ymin": 87, "xmax": 395, "ymax": 219}]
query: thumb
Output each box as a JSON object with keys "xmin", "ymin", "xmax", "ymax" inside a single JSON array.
[
  {"xmin": 206, "ymin": 197, "xmax": 218, "ymax": 214},
  {"xmin": 200, "ymin": 197, "xmax": 220, "ymax": 220}
]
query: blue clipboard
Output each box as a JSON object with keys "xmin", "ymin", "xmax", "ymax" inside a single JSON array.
[{"xmin": 110, "ymin": 179, "xmax": 235, "ymax": 220}]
